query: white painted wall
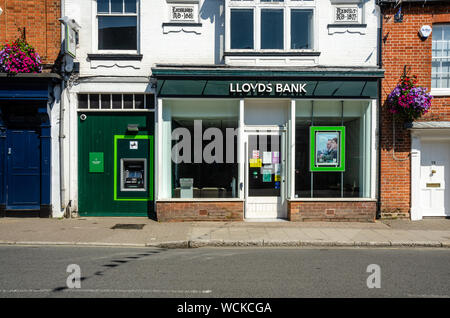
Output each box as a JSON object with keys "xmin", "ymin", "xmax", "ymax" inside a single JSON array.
[{"xmin": 64, "ymin": 0, "xmax": 379, "ymax": 77}]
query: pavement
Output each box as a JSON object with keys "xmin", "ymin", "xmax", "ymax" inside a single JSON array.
[{"xmin": 0, "ymin": 217, "xmax": 449, "ymax": 248}]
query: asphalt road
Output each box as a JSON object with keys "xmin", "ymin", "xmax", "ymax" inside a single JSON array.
[{"xmin": 0, "ymin": 246, "xmax": 449, "ymax": 298}]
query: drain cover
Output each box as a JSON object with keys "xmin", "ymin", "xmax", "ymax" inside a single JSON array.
[{"xmin": 111, "ymin": 224, "xmax": 146, "ymax": 230}]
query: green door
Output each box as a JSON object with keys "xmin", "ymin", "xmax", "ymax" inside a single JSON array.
[{"xmin": 78, "ymin": 113, "xmax": 154, "ymax": 216}]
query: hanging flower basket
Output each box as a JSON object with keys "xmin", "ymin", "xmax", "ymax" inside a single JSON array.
[
  {"xmin": 387, "ymin": 75, "xmax": 432, "ymax": 123},
  {"xmin": 0, "ymin": 38, "xmax": 42, "ymax": 74}
]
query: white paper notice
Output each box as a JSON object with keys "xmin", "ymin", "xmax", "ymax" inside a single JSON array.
[{"xmin": 263, "ymin": 152, "xmax": 272, "ymax": 164}]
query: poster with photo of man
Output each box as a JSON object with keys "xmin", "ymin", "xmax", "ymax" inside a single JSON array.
[{"xmin": 310, "ymin": 126, "xmax": 346, "ymax": 172}]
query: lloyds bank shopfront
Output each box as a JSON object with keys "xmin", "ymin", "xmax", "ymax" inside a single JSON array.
[{"xmin": 153, "ymin": 66, "xmax": 383, "ymax": 222}]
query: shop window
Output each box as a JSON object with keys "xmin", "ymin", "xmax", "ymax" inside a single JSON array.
[
  {"xmin": 432, "ymin": 24, "xmax": 450, "ymax": 89},
  {"xmin": 295, "ymin": 101, "xmax": 372, "ymax": 198},
  {"xmin": 97, "ymin": 0, "xmax": 139, "ymax": 51},
  {"xmin": 77, "ymin": 93, "xmax": 154, "ymax": 110},
  {"xmin": 227, "ymin": 0, "xmax": 315, "ymax": 51},
  {"xmin": 160, "ymin": 100, "xmax": 240, "ymax": 199}
]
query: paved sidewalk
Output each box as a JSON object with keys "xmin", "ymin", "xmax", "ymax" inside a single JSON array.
[{"xmin": 0, "ymin": 217, "xmax": 449, "ymax": 248}]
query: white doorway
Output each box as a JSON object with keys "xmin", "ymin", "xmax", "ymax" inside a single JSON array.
[
  {"xmin": 419, "ymin": 140, "xmax": 450, "ymax": 217},
  {"xmin": 244, "ymin": 130, "xmax": 287, "ymax": 219}
]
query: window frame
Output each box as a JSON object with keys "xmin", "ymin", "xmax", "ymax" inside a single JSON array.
[
  {"xmin": 93, "ymin": 0, "xmax": 141, "ymax": 54},
  {"xmin": 225, "ymin": 0, "xmax": 317, "ymax": 53},
  {"xmin": 431, "ymin": 24, "xmax": 450, "ymax": 96}
]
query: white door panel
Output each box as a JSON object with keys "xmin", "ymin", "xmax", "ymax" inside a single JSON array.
[{"xmin": 420, "ymin": 141, "xmax": 450, "ymax": 217}]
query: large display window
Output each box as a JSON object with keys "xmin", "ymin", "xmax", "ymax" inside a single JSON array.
[
  {"xmin": 295, "ymin": 100, "xmax": 372, "ymax": 198},
  {"xmin": 160, "ymin": 100, "xmax": 240, "ymax": 199}
]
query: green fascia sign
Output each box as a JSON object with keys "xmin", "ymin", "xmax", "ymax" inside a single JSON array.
[
  {"xmin": 310, "ymin": 126, "xmax": 346, "ymax": 172},
  {"xmin": 156, "ymin": 79, "xmax": 378, "ymax": 99},
  {"xmin": 89, "ymin": 152, "xmax": 104, "ymax": 173}
]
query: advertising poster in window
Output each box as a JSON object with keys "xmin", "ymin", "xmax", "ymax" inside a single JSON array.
[{"xmin": 310, "ymin": 126, "xmax": 346, "ymax": 172}]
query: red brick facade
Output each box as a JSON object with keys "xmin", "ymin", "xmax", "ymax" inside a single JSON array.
[
  {"xmin": 288, "ymin": 201, "xmax": 377, "ymax": 222},
  {"xmin": 156, "ymin": 201, "xmax": 244, "ymax": 222},
  {"xmin": 380, "ymin": 2, "xmax": 450, "ymax": 218},
  {"xmin": 0, "ymin": 0, "xmax": 61, "ymax": 65}
]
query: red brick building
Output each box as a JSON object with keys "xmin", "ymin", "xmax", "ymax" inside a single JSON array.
[
  {"xmin": 0, "ymin": 0, "xmax": 61, "ymax": 67},
  {"xmin": 0, "ymin": 1, "xmax": 62, "ymax": 218},
  {"xmin": 379, "ymin": 0, "xmax": 450, "ymax": 220}
]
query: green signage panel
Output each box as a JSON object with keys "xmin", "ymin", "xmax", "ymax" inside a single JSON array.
[
  {"xmin": 89, "ymin": 152, "xmax": 104, "ymax": 173},
  {"xmin": 310, "ymin": 126, "xmax": 346, "ymax": 172}
]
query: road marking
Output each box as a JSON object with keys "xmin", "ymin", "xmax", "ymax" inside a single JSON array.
[{"xmin": 1, "ymin": 289, "xmax": 212, "ymax": 294}]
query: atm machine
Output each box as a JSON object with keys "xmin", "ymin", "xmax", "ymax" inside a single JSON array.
[{"xmin": 114, "ymin": 135, "xmax": 153, "ymax": 201}]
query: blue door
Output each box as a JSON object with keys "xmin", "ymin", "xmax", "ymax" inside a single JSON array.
[{"xmin": 6, "ymin": 130, "xmax": 41, "ymax": 210}]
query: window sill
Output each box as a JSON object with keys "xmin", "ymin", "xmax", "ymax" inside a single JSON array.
[
  {"xmin": 327, "ymin": 23, "xmax": 367, "ymax": 28},
  {"xmin": 430, "ymin": 89, "xmax": 450, "ymax": 97},
  {"xmin": 224, "ymin": 51, "xmax": 321, "ymax": 57},
  {"xmin": 162, "ymin": 22, "xmax": 202, "ymax": 27},
  {"xmin": 87, "ymin": 53, "xmax": 143, "ymax": 61}
]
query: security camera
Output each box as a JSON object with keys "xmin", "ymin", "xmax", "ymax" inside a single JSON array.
[{"xmin": 80, "ymin": 114, "xmax": 87, "ymax": 121}]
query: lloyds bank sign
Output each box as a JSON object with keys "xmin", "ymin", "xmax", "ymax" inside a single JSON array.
[{"xmin": 229, "ymin": 82, "xmax": 307, "ymax": 96}]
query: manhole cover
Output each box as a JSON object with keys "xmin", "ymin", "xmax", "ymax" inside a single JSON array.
[{"xmin": 111, "ymin": 224, "xmax": 146, "ymax": 230}]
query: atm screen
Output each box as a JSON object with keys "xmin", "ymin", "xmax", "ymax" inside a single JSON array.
[{"xmin": 121, "ymin": 159, "xmax": 147, "ymax": 191}]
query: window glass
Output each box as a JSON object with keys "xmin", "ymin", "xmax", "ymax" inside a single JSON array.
[
  {"xmin": 135, "ymin": 94, "xmax": 145, "ymax": 109},
  {"xmin": 123, "ymin": 94, "xmax": 134, "ymax": 109},
  {"xmin": 111, "ymin": 0, "xmax": 123, "ymax": 13},
  {"xmin": 291, "ymin": 10, "xmax": 313, "ymax": 49},
  {"xmin": 89, "ymin": 94, "xmax": 100, "ymax": 109},
  {"xmin": 78, "ymin": 94, "xmax": 88, "ymax": 109},
  {"xmin": 112, "ymin": 95, "xmax": 122, "ymax": 109},
  {"xmin": 171, "ymin": 118, "xmax": 239, "ymax": 198},
  {"xmin": 145, "ymin": 94, "xmax": 155, "ymax": 109},
  {"xmin": 261, "ymin": 9, "xmax": 284, "ymax": 49},
  {"xmin": 101, "ymin": 94, "xmax": 111, "ymax": 109},
  {"xmin": 124, "ymin": 0, "xmax": 137, "ymax": 13},
  {"xmin": 98, "ymin": 16, "xmax": 137, "ymax": 50},
  {"xmin": 161, "ymin": 100, "xmax": 240, "ymax": 199},
  {"xmin": 231, "ymin": 9, "xmax": 254, "ymax": 49},
  {"xmin": 432, "ymin": 25, "xmax": 450, "ymax": 88},
  {"xmin": 295, "ymin": 101, "xmax": 372, "ymax": 198},
  {"xmin": 98, "ymin": 0, "xmax": 109, "ymax": 13}
]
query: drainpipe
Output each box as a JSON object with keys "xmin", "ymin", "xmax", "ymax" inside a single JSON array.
[
  {"xmin": 59, "ymin": 0, "xmax": 67, "ymax": 216},
  {"xmin": 376, "ymin": 0, "xmax": 383, "ymax": 219}
]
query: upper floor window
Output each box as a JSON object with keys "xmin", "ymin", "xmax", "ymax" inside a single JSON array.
[
  {"xmin": 97, "ymin": 0, "xmax": 139, "ymax": 51},
  {"xmin": 227, "ymin": 0, "xmax": 314, "ymax": 51},
  {"xmin": 432, "ymin": 24, "xmax": 450, "ymax": 89}
]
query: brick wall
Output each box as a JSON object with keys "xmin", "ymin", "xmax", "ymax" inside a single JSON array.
[
  {"xmin": 288, "ymin": 201, "xmax": 376, "ymax": 222},
  {"xmin": 0, "ymin": 0, "xmax": 61, "ymax": 65},
  {"xmin": 380, "ymin": 2, "xmax": 450, "ymax": 218},
  {"xmin": 156, "ymin": 201, "xmax": 244, "ymax": 222}
]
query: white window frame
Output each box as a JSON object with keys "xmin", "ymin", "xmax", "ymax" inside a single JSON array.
[
  {"xmin": 225, "ymin": 0, "xmax": 317, "ymax": 53},
  {"xmin": 431, "ymin": 24, "xmax": 450, "ymax": 96},
  {"xmin": 92, "ymin": 0, "xmax": 141, "ymax": 54}
]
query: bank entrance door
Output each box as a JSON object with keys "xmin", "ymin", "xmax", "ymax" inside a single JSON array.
[{"xmin": 245, "ymin": 130, "xmax": 286, "ymax": 219}]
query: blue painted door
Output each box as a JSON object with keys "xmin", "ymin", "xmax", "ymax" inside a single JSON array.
[{"xmin": 6, "ymin": 130, "xmax": 41, "ymax": 210}]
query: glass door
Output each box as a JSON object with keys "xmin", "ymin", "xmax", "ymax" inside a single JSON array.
[{"xmin": 245, "ymin": 131, "xmax": 286, "ymax": 219}]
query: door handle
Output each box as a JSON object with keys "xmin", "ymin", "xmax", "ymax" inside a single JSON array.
[{"xmin": 7, "ymin": 148, "xmax": 11, "ymax": 155}]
